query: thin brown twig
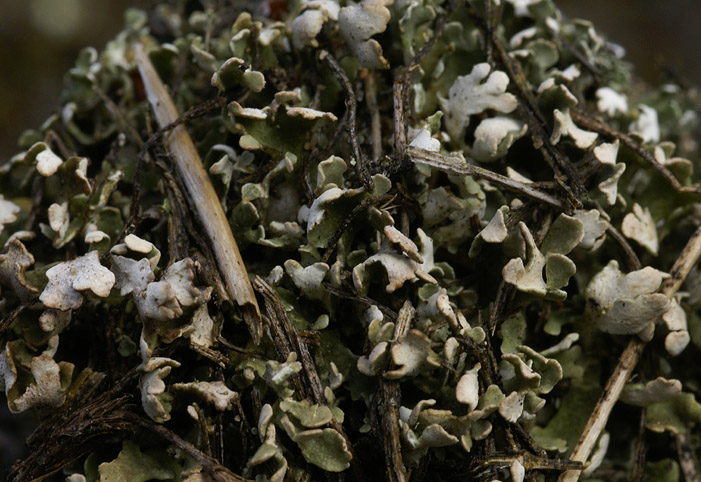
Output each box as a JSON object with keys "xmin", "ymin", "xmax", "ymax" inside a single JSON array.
[
  {"xmin": 321, "ymin": 194, "xmax": 394, "ymax": 263},
  {"xmin": 303, "ymin": 110, "xmax": 349, "ymax": 202},
  {"xmin": 23, "ymin": 171, "xmax": 44, "ymax": 233},
  {"xmin": 466, "ymin": 5, "xmax": 586, "ymax": 204},
  {"xmin": 408, "ymin": 146, "xmax": 567, "ymax": 209},
  {"xmin": 130, "ymin": 414, "xmax": 248, "ymax": 482},
  {"xmin": 323, "ymin": 282, "xmax": 398, "ymax": 322},
  {"xmin": 254, "ymin": 278, "xmax": 307, "ymax": 397},
  {"xmin": 363, "ymin": 70, "xmax": 382, "ymax": 162},
  {"xmin": 123, "ymin": 95, "xmax": 227, "ymax": 239},
  {"xmin": 551, "ymin": 31, "xmax": 602, "ymax": 77},
  {"xmin": 572, "ymin": 109, "xmax": 701, "ymax": 195},
  {"xmin": 253, "ymin": 276, "xmax": 365, "ymax": 481},
  {"xmin": 630, "ymin": 407, "xmax": 647, "ymax": 482},
  {"xmin": 485, "ymin": 0, "xmax": 494, "ymax": 66},
  {"xmin": 493, "ymin": 41, "xmax": 582, "ymax": 188},
  {"xmin": 605, "ymin": 223, "xmax": 642, "ymax": 271},
  {"xmin": 44, "ymin": 130, "xmax": 73, "ymax": 159},
  {"xmin": 561, "ymin": 224, "xmax": 701, "ymax": 481},
  {"xmin": 319, "ymin": 49, "xmax": 374, "ymax": 191},
  {"xmin": 515, "ymin": 102, "xmax": 583, "ymax": 209},
  {"xmin": 377, "ymin": 300, "xmax": 414, "ymax": 482},
  {"xmin": 392, "ymin": 79, "xmax": 408, "ymax": 169},
  {"xmin": 156, "ymin": 156, "xmax": 230, "ymax": 302},
  {"xmin": 254, "ymin": 277, "xmax": 327, "ymax": 403},
  {"xmin": 487, "ymin": 281, "xmax": 515, "ymax": 336},
  {"xmin": 393, "ymin": 10, "xmax": 448, "ymax": 169},
  {"xmin": 0, "ymin": 304, "xmax": 26, "ymax": 340},
  {"xmin": 93, "ymin": 84, "xmax": 145, "ymax": 146}
]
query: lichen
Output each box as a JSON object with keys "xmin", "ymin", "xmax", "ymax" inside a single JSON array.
[{"xmin": 2, "ymin": 1, "xmax": 701, "ymax": 480}]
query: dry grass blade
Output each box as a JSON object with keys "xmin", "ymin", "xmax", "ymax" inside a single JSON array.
[{"xmin": 134, "ymin": 43, "xmax": 262, "ymax": 344}]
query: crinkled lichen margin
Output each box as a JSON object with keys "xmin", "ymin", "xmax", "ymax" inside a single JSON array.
[{"xmin": 2, "ymin": 1, "xmax": 701, "ymax": 481}]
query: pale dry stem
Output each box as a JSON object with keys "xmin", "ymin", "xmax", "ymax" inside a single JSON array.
[
  {"xmin": 560, "ymin": 225, "xmax": 701, "ymax": 481},
  {"xmin": 408, "ymin": 146, "xmax": 567, "ymax": 209},
  {"xmin": 134, "ymin": 43, "xmax": 262, "ymax": 344}
]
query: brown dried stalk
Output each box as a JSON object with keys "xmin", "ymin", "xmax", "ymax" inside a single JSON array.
[
  {"xmin": 134, "ymin": 43, "xmax": 262, "ymax": 344},
  {"xmin": 605, "ymin": 224, "xmax": 642, "ymax": 271},
  {"xmin": 253, "ymin": 276, "xmax": 366, "ymax": 481},
  {"xmin": 571, "ymin": 109, "xmax": 701, "ymax": 195},
  {"xmin": 130, "ymin": 414, "xmax": 248, "ymax": 482},
  {"xmin": 560, "ymin": 225, "xmax": 701, "ymax": 482},
  {"xmin": 363, "ymin": 70, "xmax": 383, "ymax": 162},
  {"xmin": 378, "ymin": 300, "xmax": 415, "ymax": 482},
  {"xmin": 408, "ymin": 146, "xmax": 567, "ymax": 209},
  {"xmin": 319, "ymin": 49, "xmax": 374, "ymax": 191}
]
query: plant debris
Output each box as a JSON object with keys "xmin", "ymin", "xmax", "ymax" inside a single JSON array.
[{"xmin": 2, "ymin": 1, "xmax": 701, "ymax": 481}]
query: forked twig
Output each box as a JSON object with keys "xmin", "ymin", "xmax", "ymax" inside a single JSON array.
[
  {"xmin": 560, "ymin": 225, "xmax": 701, "ymax": 481},
  {"xmin": 134, "ymin": 43, "xmax": 262, "ymax": 344}
]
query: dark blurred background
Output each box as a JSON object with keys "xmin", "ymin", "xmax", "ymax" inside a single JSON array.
[
  {"xmin": 0, "ymin": 0, "xmax": 132, "ymax": 163},
  {"xmin": 0, "ymin": 0, "xmax": 700, "ymax": 475},
  {"xmin": 1, "ymin": 0, "xmax": 701, "ymax": 162}
]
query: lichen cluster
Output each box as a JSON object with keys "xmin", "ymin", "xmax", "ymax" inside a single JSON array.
[{"xmin": 2, "ymin": 0, "xmax": 701, "ymax": 481}]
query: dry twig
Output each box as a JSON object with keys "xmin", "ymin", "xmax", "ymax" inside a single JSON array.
[
  {"xmin": 253, "ymin": 276, "xmax": 366, "ymax": 481},
  {"xmin": 561, "ymin": 225, "xmax": 701, "ymax": 481},
  {"xmin": 135, "ymin": 43, "xmax": 262, "ymax": 344},
  {"xmin": 363, "ymin": 70, "xmax": 383, "ymax": 162},
  {"xmin": 319, "ymin": 50, "xmax": 374, "ymax": 191},
  {"xmin": 466, "ymin": 4, "xmax": 585, "ymax": 205},
  {"xmin": 572, "ymin": 110, "xmax": 701, "ymax": 195},
  {"xmin": 408, "ymin": 146, "xmax": 567, "ymax": 209},
  {"xmin": 131, "ymin": 415, "xmax": 248, "ymax": 482},
  {"xmin": 377, "ymin": 300, "xmax": 414, "ymax": 482}
]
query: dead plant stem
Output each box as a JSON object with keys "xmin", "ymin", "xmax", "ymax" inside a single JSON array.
[
  {"xmin": 561, "ymin": 225, "xmax": 701, "ymax": 481},
  {"xmin": 134, "ymin": 43, "xmax": 262, "ymax": 344}
]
